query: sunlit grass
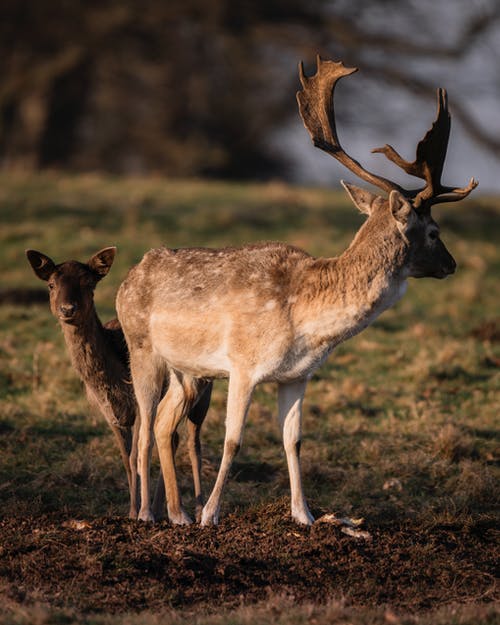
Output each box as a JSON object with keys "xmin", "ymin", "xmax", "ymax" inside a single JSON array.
[{"xmin": 1, "ymin": 171, "xmax": 498, "ymax": 520}]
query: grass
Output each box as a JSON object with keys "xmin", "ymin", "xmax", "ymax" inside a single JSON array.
[
  {"xmin": 0, "ymin": 172, "xmax": 498, "ymax": 623},
  {"xmin": 2, "ymin": 600, "xmax": 499, "ymax": 625}
]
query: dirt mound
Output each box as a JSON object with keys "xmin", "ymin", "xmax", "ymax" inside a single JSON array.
[{"xmin": 0, "ymin": 503, "xmax": 497, "ymax": 614}]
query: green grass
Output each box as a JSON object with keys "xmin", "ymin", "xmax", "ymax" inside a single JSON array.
[{"xmin": 0, "ymin": 172, "xmax": 498, "ymax": 623}]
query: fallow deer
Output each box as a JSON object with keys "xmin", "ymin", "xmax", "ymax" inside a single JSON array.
[
  {"xmin": 26, "ymin": 247, "xmax": 212, "ymax": 520},
  {"xmin": 116, "ymin": 57, "xmax": 477, "ymax": 526}
]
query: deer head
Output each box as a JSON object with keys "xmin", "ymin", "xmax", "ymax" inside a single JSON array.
[
  {"xmin": 297, "ymin": 56, "xmax": 478, "ymax": 279},
  {"xmin": 26, "ymin": 247, "xmax": 116, "ymax": 324}
]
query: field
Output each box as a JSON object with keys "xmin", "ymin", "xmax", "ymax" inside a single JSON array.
[{"xmin": 0, "ymin": 173, "xmax": 498, "ymax": 624}]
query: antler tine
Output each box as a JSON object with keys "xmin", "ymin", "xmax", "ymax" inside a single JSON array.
[
  {"xmin": 372, "ymin": 87, "xmax": 478, "ymax": 211},
  {"xmin": 372, "ymin": 88, "xmax": 450, "ymax": 189},
  {"xmin": 429, "ymin": 177, "xmax": 479, "ymax": 206},
  {"xmin": 297, "ymin": 55, "xmax": 404, "ymax": 195},
  {"xmin": 411, "ymin": 87, "xmax": 451, "ymax": 209}
]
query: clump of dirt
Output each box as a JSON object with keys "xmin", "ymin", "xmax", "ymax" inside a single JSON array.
[{"xmin": 0, "ymin": 502, "xmax": 497, "ymax": 615}]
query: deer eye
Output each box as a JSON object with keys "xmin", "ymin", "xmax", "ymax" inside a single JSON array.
[
  {"xmin": 48, "ymin": 283, "xmax": 55, "ymax": 290},
  {"xmin": 429, "ymin": 231, "xmax": 439, "ymax": 241}
]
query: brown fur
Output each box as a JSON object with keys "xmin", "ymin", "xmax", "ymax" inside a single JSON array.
[
  {"xmin": 26, "ymin": 247, "xmax": 211, "ymax": 520},
  {"xmin": 116, "ymin": 188, "xmax": 457, "ymax": 526},
  {"xmin": 117, "ymin": 58, "xmax": 474, "ymax": 527}
]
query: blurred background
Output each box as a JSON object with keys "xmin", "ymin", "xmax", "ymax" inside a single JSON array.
[{"xmin": 1, "ymin": 0, "xmax": 499, "ymax": 191}]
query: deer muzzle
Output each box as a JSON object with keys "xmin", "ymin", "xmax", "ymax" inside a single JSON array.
[{"xmin": 59, "ymin": 303, "xmax": 77, "ymax": 319}]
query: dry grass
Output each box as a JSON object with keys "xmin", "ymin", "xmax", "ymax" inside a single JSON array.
[
  {"xmin": 0, "ymin": 173, "xmax": 498, "ymax": 623},
  {"xmin": 2, "ymin": 598, "xmax": 499, "ymax": 625}
]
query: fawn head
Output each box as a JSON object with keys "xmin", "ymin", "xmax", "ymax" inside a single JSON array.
[
  {"xmin": 26, "ymin": 247, "xmax": 116, "ymax": 324},
  {"xmin": 297, "ymin": 56, "xmax": 478, "ymax": 279}
]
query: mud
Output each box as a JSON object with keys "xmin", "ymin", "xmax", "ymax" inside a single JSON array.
[{"xmin": 0, "ymin": 502, "xmax": 497, "ymax": 614}]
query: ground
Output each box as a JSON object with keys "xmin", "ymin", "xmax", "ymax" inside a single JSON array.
[{"xmin": 0, "ymin": 502, "xmax": 497, "ymax": 616}]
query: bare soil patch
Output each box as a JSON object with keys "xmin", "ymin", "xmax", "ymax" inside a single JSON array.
[{"xmin": 0, "ymin": 503, "xmax": 497, "ymax": 615}]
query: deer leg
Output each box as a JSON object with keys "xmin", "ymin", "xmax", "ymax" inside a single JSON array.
[
  {"xmin": 136, "ymin": 408, "xmax": 157, "ymax": 523},
  {"xmin": 278, "ymin": 379, "xmax": 314, "ymax": 525},
  {"xmin": 150, "ymin": 377, "xmax": 170, "ymax": 520},
  {"xmin": 154, "ymin": 373, "xmax": 194, "ymax": 525},
  {"xmin": 186, "ymin": 381, "xmax": 212, "ymax": 522},
  {"xmin": 105, "ymin": 418, "xmax": 138, "ymax": 518},
  {"xmin": 151, "ymin": 457, "xmax": 167, "ymax": 521},
  {"xmin": 128, "ymin": 417, "xmax": 141, "ymax": 517},
  {"xmin": 151, "ymin": 419, "xmax": 178, "ymax": 521},
  {"xmin": 130, "ymin": 354, "xmax": 164, "ymax": 523},
  {"xmin": 126, "ymin": 410, "xmax": 166, "ymax": 520},
  {"xmin": 201, "ymin": 373, "xmax": 254, "ymax": 527}
]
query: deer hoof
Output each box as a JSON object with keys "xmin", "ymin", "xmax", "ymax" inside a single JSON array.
[
  {"xmin": 137, "ymin": 509, "xmax": 155, "ymax": 523},
  {"xmin": 292, "ymin": 507, "xmax": 314, "ymax": 526},
  {"xmin": 128, "ymin": 508, "xmax": 138, "ymax": 520},
  {"xmin": 200, "ymin": 507, "xmax": 219, "ymax": 527},
  {"xmin": 169, "ymin": 509, "xmax": 193, "ymax": 526}
]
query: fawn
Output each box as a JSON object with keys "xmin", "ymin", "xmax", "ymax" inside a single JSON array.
[{"xmin": 27, "ymin": 246, "xmax": 212, "ymax": 519}]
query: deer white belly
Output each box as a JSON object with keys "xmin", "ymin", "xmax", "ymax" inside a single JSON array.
[{"xmin": 150, "ymin": 311, "xmax": 231, "ymax": 377}]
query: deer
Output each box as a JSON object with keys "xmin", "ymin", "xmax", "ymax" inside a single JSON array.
[
  {"xmin": 116, "ymin": 57, "xmax": 477, "ymax": 526},
  {"xmin": 26, "ymin": 247, "xmax": 212, "ymax": 520}
]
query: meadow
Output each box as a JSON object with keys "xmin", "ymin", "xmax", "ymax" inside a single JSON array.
[{"xmin": 0, "ymin": 173, "xmax": 498, "ymax": 624}]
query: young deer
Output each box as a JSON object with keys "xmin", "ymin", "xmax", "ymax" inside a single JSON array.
[
  {"xmin": 26, "ymin": 247, "xmax": 211, "ymax": 520},
  {"xmin": 116, "ymin": 57, "xmax": 477, "ymax": 526}
]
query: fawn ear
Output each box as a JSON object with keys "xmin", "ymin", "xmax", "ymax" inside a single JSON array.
[
  {"xmin": 88, "ymin": 247, "xmax": 116, "ymax": 280},
  {"xmin": 341, "ymin": 181, "xmax": 380, "ymax": 216},
  {"xmin": 26, "ymin": 250, "xmax": 56, "ymax": 281},
  {"xmin": 389, "ymin": 190, "xmax": 413, "ymax": 227}
]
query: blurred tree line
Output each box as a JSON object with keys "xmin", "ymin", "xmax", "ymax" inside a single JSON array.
[{"xmin": 1, "ymin": 0, "xmax": 499, "ymax": 179}]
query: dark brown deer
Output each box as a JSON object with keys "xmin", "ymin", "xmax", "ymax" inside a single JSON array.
[
  {"xmin": 26, "ymin": 247, "xmax": 212, "ymax": 520},
  {"xmin": 116, "ymin": 57, "xmax": 477, "ymax": 526}
]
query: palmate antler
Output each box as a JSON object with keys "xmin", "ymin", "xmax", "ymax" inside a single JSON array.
[{"xmin": 296, "ymin": 55, "xmax": 478, "ymax": 213}]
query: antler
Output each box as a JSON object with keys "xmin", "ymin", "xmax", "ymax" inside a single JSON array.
[
  {"xmin": 373, "ymin": 88, "xmax": 478, "ymax": 211},
  {"xmin": 297, "ymin": 55, "xmax": 403, "ymax": 196},
  {"xmin": 297, "ymin": 56, "xmax": 478, "ymax": 212}
]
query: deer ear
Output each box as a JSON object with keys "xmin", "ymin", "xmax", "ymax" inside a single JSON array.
[
  {"xmin": 341, "ymin": 181, "xmax": 380, "ymax": 216},
  {"xmin": 88, "ymin": 247, "xmax": 116, "ymax": 280},
  {"xmin": 389, "ymin": 190, "xmax": 413, "ymax": 226},
  {"xmin": 26, "ymin": 250, "xmax": 56, "ymax": 281}
]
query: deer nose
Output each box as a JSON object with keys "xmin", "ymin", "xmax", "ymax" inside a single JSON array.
[
  {"xmin": 59, "ymin": 303, "xmax": 77, "ymax": 318},
  {"xmin": 447, "ymin": 257, "xmax": 457, "ymax": 275}
]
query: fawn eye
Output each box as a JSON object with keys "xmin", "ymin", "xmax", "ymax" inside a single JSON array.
[{"xmin": 48, "ymin": 283, "xmax": 55, "ymax": 290}]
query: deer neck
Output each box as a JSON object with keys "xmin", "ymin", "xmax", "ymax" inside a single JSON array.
[
  {"xmin": 297, "ymin": 223, "xmax": 408, "ymax": 347},
  {"xmin": 59, "ymin": 309, "xmax": 108, "ymax": 383}
]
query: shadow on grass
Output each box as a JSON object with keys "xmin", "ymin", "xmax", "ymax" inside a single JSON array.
[
  {"xmin": 430, "ymin": 366, "xmax": 491, "ymax": 383},
  {"xmin": 0, "ymin": 288, "xmax": 48, "ymax": 306},
  {"xmin": 24, "ymin": 417, "xmax": 108, "ymax": 443},
  {"xmin": 230, "ymin": 460, "xmax": 278, "ymax": 483}
]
